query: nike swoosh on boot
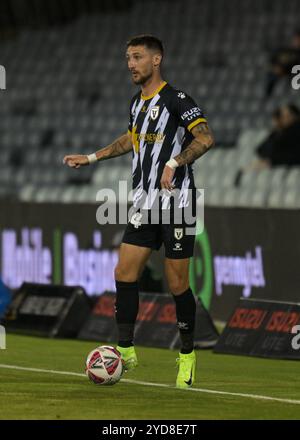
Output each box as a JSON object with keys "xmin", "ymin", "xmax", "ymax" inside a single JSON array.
[{"xmin": 184, "ymin": 370, "xmax": 193, "ymax": 386}]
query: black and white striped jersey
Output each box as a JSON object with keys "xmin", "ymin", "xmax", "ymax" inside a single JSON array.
[{"xmin": 127, "ymin": 81, "xmax": 207, "ymax": 209}]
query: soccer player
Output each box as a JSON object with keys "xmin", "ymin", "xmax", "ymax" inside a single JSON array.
[{"xmin": 64, "ymin": 35, "xmax": 214, "ymax": 388}]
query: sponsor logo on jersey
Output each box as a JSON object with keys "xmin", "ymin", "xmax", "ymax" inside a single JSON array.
[
  {"xmin": 150, "ymin": 105, "xmax": 160, "ymax": 120},
  {"xmin": 136, "ymin": 132, "xmax": 165, "ymax": 143},
  {"xmin": 181, "ymin": 107, "xmax": 203, "ymax": 121},
  {"xmin": 177, "ymin": 92, "xmax": 186, "ymax": 99}
]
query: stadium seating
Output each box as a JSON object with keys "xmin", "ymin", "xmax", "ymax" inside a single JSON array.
[{"xmin": 0, "ymin": 0, "xmax": 300, "ymax": 207}]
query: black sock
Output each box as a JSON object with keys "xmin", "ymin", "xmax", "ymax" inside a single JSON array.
[
  {"xmin": 115, "ymin": 280, "xmax": 139, "ymax": 347},
  {"xmin": 172, "ymin": 287, "xmax": 196, "ymax": 354}
]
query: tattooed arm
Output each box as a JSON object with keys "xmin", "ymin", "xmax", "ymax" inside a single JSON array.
[
  {"xmin": 174, "ymin": 122, "xmax": 214, "ymax": 166},
  {"xmin": 63, "ymin": 132, "xmax": 132, "ymax": 169},
  {"xmin": 160, "ymin": 122, "xmax": 214, "ymax": 190}
]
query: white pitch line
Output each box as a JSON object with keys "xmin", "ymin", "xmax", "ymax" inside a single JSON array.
[{"xmin": 0, "ymin": 363, "xmax": 300, "ymax": 406}]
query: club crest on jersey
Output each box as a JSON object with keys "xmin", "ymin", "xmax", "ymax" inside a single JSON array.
[
  {"xmin": 174, "ymin": 228, "xmax": 183, "ymax": 240},
  {"xmin": 150, "ymin": 106, "xmax": 160, "ymax": 121}
]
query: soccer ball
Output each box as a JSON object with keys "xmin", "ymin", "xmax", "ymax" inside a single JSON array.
[{"xmin": 85, "ymin": 345, "xmax": 124, "ymax": 386}]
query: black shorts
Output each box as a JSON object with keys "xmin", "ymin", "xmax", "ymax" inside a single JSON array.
[{"xmin": 122, "ymin": 209, "xmax": 196, "ymax": 259}]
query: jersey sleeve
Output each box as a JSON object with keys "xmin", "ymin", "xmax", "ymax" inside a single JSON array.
[
  {"xmin": 128, "ymin": 105, "xmax": 133, "ymax": 134},
  {"xmin": 128, "ymin": 96, "xmax": 137, "ymax": 134},
  {"xmin": 176, "ymin": 91, "xmax": 207, "ymax": 132}
]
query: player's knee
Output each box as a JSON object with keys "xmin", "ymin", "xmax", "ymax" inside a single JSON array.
[
  {"xmin": 168, "ymin": 274, "xmax": 189, "ymax": 295},
  {"xmin": 114, "ymin": 264, "xmax": 126, "ymax": 281},
  {"xmin": 114, "ymin": 264, "xmax": 137, "ymax": 283}
]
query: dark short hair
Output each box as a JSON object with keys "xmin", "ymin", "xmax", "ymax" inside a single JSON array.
[{"xmin": 126, "ymin": 34, "xmax": 164, "ymax": 56}]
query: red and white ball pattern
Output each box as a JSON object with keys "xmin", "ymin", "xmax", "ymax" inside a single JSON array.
[{"xmin": 85, "ymin": 346, "xmax": 124, "ymax": 386}]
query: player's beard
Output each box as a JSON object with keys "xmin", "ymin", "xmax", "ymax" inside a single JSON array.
[{"xmin": 132, "ymin": 70, "xmax": 153, "ymax": 85}]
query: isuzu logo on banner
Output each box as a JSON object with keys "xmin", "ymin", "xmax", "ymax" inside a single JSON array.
[{"xmin": 214, "ymin": 298, "xmax": 300, "ymax": 360}]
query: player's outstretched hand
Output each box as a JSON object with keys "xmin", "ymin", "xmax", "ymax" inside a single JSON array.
[{"xmin": 63, "ymin": 154, "xmax": 89, "ymax": 169}]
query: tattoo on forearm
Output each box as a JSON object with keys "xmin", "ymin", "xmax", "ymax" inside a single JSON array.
[
  {"xmin": 174, "ymin": 123, "xmax": 214, "ymax": 166},
  {"xmin": 97, "ymin": 134, "xmax": 132, "ymax": 161}
]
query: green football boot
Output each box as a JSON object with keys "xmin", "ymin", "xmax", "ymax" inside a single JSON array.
[
  {"xmin": 175, "ymin": 350, "xmax": 196, "ymax": 389},
  {"xmin": 116, "ymin": 345, "xmax": 138, "ymax": 371}
]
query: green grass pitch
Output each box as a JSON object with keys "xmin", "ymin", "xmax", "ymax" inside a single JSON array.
[{"xmin": 0, "ymin": 333, "xmax": 299, "ymax": 420}]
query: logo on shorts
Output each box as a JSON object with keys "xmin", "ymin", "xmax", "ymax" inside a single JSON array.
[
  {"xmin": 150, "ymin": 106, "xmax": 160, "ymax": 121},
  {"xmin": 130, "ymin": 212, "xmax": 143, "ymax": 228},
  {"xmin": 174, "ymin": 228, "xmax": 183, "ymax": 240},
  {"xmin": 173, "ymin": 243, "xmax": 182, "ymax": 251}
]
